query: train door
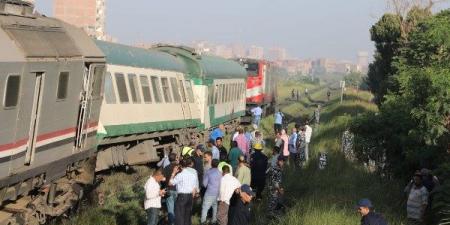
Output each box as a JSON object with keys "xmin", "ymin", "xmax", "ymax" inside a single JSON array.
[
  {"xmin": 25, "ymin": 72, "xmax": 45, "ymax": 165},
  {"xmin": 178, "ymin": 77, "xmax": 192, "ymax": 120},
  {"xmin": 75, "ymin": 64, "xmax": 105, "ymax": 151}
]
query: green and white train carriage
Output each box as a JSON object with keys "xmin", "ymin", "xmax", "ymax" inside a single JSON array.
[
  {"xmin": 155, "ymin": 46, "xmax": 248, "ymax": 131},
  {"xmin": 94, "ymin": 41, "xmax": 202, "ymax": 171}
]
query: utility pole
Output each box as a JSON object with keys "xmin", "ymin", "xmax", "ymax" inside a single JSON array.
[{"xmin": 340, "ymin": 80, "xmax": 345, "ymax": 104}]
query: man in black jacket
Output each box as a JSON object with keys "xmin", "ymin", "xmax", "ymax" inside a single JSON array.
[
  {"xmin": 228, "ymin": 185, "xmax": 255, "ymax": 225},
  {"xmin": 356, "ymin": 199, "xmax": 388, "ymax": 225},
  {"xmin": 250, "ymin": 147, "xmax": 268, "ymax": 201}
]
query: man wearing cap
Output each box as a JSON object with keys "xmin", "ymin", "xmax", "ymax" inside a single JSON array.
[
  {"xmin": 356, "ymin": 198, "xmax": 388, "ymax": 225},
  {"xmin": 405, "ymin": 171, "xmax": 428, "ymax": 225},
  {"xmin": 250, "ymin": 144, "xmax": 268, "ymax": 200},
  {"xmin": 217, "ymin": 165, "xmax": 241, "ymax": 225},
  {"xmin": 228, "ymin": 184, "xmax": 255, "ymax": 225}
]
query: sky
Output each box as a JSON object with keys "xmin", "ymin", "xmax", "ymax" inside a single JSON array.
[{"xmin": 34, "ymin": 0, "xmax": 450, "ymax": 62}]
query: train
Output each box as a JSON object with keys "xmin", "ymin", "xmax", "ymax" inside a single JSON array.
[{"xmin": 0, "ymin": 1, "xmax": 277, "ymax": 224}]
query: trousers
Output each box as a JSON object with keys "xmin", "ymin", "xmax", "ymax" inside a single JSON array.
[
  {"xmin": 175, "ymin": 193, "xmax": 193, "ymax": 225},
  {"xmin": 146, "ymin": 208, "xmax": 159, "ymax": 225},
  {"xmin": 201, "ymin": 195, "xmax": 218, "ymax": 223},
  {"xmin": 217, "ymin": 201, "xmax": 229, "ymax": 225},
  {"xmin": 166, "ymin": 190, "xmax": 178, "ymax": 225}
]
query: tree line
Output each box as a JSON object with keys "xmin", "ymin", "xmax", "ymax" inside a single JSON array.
[{"xmin": 350, "ymin": 2, "xmax": 449, "ymax": 224}]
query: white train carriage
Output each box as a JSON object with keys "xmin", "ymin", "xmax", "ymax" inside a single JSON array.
[
  {"xmin": 95, "ymin": 41, "xmax": 201, "ymax": 171},
  {"xmin": 154, "ymin": 46, "xmax": 248, "ymax": 131}
]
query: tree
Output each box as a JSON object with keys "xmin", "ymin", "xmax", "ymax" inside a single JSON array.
[{"xmin": 367, "ymin": 14, "xmax": 402, "ymax": 105}]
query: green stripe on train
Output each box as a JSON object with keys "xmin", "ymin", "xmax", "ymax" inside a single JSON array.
[
  {"xmin": 99, "ymin": 119, "xmax": 203, "ymax": 138},
  {"xmin": 210, "ymin": 109, "xmax": 245, "ymax": 127}
]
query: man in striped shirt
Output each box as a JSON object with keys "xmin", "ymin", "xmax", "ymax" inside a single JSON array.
[
  {"xmin": 405, "ymin": 171, "xmax": 429, "ymax": 225},
  {"xmin": 169, "ymin": 158, "xmax": 199, "ymax": 225},
  {"xmin": 144, "ymin": 169, "xmax": 167, "ymax": 225}
]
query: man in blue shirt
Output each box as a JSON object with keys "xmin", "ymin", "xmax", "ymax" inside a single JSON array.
[
  {"xmin": 209, "ymin": 124, "xmax": 225, "ymax": 143},
  {"xmin": 274, "ymin": 111, "xmax": 284, "ymax": 133},
  {"xmin": 201, "ymin": 159, "xmax": 222, "ymax": 225},
  {"xmin": 356, "ymin": 199, "xmax": 388, "ymax": 225}
]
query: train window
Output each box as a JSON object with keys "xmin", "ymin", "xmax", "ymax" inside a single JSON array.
[
  {"xmin": 92, "ymin": 66, "xmax": 105, "ymax": 97},
  {"xmin": 4, "ymin": 75, "xmax": 20, "ymax": 108},
  {"xmin": 223, "ymin": 84, "xmax": 227, "ymax": 103},
  {"xmin": 150, "ymin": 76, "xmax": 163, "ymax": 103},
  {"xmin": 244, "ymin": 62, "xmax": 259, "ymax": 76},
  {"xmin": 185, "ymin": 80, "xmax": 195, "ymax": 103},
  {"xmin": 115, "ymin": 73, "xmax": 129, "ymax": 103},
  {"xmin": 169, "ymin": 78, "xmax": 181, "ymax": 103},
  {"xmin": 208, "ymin": 85, "xmax": 214, "ymax": 105},
  {"xmin": 213, "ymin": 85, "xmax": 219, "ymax": 104},
  {"xmin": 56, "ymin": 72, "xmax": 69, "ymax": 100},
  {"xmin": 127, "ymin": 74, "xmax": 141, "ymax": 103},
  {"xmin": 160, "ymin": 77, "xmax": 172, "ymax": 103},
  {"xmin": 179, "ymin": 80, "xmax": 187, "ymax": 102},
  {"xmin": 140, "ymin": 75, "xmax": 152, "ymax": 103},
  {"xmin": 104, "ymin": 72, "xmax": 116, "ymax": 104}
]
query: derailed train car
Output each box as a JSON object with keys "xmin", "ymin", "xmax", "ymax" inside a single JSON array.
[
  {"xmin": 94, "ymin": 41, "xmax": 202, "ymax": 171},
  {"xmin": 0, "ymin": 1, "xmax": 105, "ymax": 224}
]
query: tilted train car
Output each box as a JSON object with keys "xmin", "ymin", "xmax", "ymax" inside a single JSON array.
[
  {"xmin": 94, "ymin": 41, "xmax": 202, "ymax": 171},
  {"xmin": 0, "ymin": 1, "xmax": 105, "ymax": 224},
  {"xmin": 154, "ymin": 46, "xmax": 248, "ymax": 131},
  {"xmin": 238, "ymin": 58, "xmax": 277, "ymax": 118}
]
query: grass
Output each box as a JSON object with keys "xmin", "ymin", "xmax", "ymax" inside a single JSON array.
[
  {"xmin": 251, "ymin": 81, "xmax": 407, "ymax": 225},
  {"xmin": 61, "ymin": 81, "xmax": 406, "ymax": 225}
]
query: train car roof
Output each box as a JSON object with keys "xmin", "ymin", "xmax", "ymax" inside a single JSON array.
[
  {"xmin": 95, "ymin": 40, "xmax": 186, "ymax": 72},
  {"xmin": 154, "ymin": 45, "xmax": 247, "ymax": 80},
  {"xmin": 0, "ymin": 1, "xmax": 104, "ymax": 61}
]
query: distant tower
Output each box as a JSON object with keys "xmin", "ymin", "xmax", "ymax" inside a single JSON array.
[
  {"xmin": 54, "ymin": 0, "xmax": 106, "ymax": 40},
  {"xmin": 357, "ymin": 51, "xmax": 369, "ymax": 68}
]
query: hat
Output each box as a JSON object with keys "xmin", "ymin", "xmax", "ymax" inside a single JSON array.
[
  {"xmin": 356, "ymin": 198, "xmax": 373, "ymax": 208},
  {"xmin": 181, "ymin": 147, "xmax": 194, "ymax": 156},
  {"xmin": 253, "ymin": 142, "xmax": 263, "ymax": 150},
  {"xmin": 240, "ymin": 184, "xmax": 255, "ymax": 197}
]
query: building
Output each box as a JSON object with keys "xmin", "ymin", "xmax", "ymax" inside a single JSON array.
[
  {"xmin": 247, "ymin": 45, "xmax": 264, "ymax": 59},
  {"xmin": 357, "ymin": 51, "xmax": 369, "ymax": 69},
  {"xmin": 54, "ymin": 0, "xmax": 107, "ymax": 40},
  {"xmin": 231, "ymin": 44, "xmax": 246, "ymax": 58},
  {"xmin": 214, "ymin": 45, "xmax": 233, "ymax": 58},
  {"xmin": 268, "ymin": 47, "xmax": 287, "ymax": 61}
]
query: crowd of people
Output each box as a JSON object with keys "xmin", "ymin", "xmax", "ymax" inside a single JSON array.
[
  {"xmin": 144, "ymin": 117, "xmax": 315, "ymax": 225},
  {"xmin": 144, "ymin": 102, "xmax": 440, "ymax": 225}
]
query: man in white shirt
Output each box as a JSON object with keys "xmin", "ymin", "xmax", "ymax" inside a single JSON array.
[
  {"xmin": 304, "ymin": 121, "xmax": 313, "ymax": 162},
  {"xmin": 217, "ymin": 165, "xmax": 241, "ymax": 225},
  {"xmin": 144, "ymin": 169, "xmax": 167, "ymax": 225},
  {"xmin": 169, "ymin": 158, "xmax": 199, "ymax": 225},
  {"xmin": 251, "ymin": 106, "xmax": 263, "ymax": 128}
]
